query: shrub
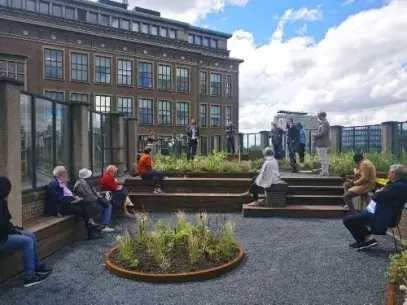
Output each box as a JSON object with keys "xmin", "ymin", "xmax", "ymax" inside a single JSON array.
[{"xmin": 388, "ymin": 243, "xmax": 407, "ymax": 286}]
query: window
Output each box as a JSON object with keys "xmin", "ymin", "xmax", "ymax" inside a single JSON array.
[
  {"xmin": 95, "ymin": 95, "xmax": 111, "ymax": 113},
  {"xmin": 39, "ymin": 1, "xmax": 48, "ymax": 14},
  {"xmin": 95, "ymin": 55, "xmax": 111, "ymax": 84},
  {"xmin": 151, "ymin": 25, "xmax": 158, "ymax": 35},
  {"xmin": 0, "ymin": 0, "xmax": 7, "ymax": 6},
  {"xmin": 100, "ymin": 14, "xmax": 109, "ymax": 26},
  {"xmin": 160, "ymin": 27, "xmax": 167, "ymax": 37},
  {"xmin": 210, "ymin": 73, "xmax": 221, "ymax": 96},
  {"xmin": 111, "ymin": 17, "xmax": 119, "ymax": 28},
  {"xmin": 88, "ymin": 12, "xmax": 97, "ymax": 24},
  {"xmin": 138, "ymin": 99, "xmax": 153, "ymax": 125},
  {"xmin": 141, "ymin": 23, "xmax": 148, "ymax": 34},
  {"xmin": 138, "ymin": 62, "xmax": 152, "ymax": 88},
  {"xmin": 132, "ymin": 22, "xmax": 139, "ymax": 32},
  {"xmin": 71, "ymin": 52, "xmax": 88, "ymax": 82},
  {"xmin": 70, "ymin": 93, "xmax": 89, "ymax": 102},
  {"xmin": 26, "ymin": 0, "xmax": 35, "ymax": 11},
  {"xmin": 188, "ymin": 34, "xmax": 194, "ymax": 44},
  {"xmin": 225, "ymin": 75, "xmax": 232, "ymax": 97},
  {"xmin": 158, "ymin": 64, "xmax": 171, "ymax": 91},
  {"xmin": 52, "ymin": 4, "xmax": 62, "ymax": 17},
  {"xmin": 44, "ymin": 48, "xmax": 63, "ymax": 79},
  {"xmin": 210, "ymin": 105, "xmax": 221, "ymax": 127},
  {"xmin": 199, "ymin": 71, "xmax": 207, "ymax": 95},
  {"xmin": 117, "ymin": 59, "xmax": 132, "ymax": 86},
  {"xmin": 210, "ymin": 39, "xmax": 218, "ymax": 48},
  {"xmin": 169, "ymin": 29, "xmax": 176, "ymax": 39},
  {"xmin": 118, "ymin": 97, "xmax": 133, "ymax": 117},
  {"xmin": 44, "ymin": 90, "xmax": 64, "ymax": 102},
  {"xmin": 202, "ymin": 37, "xmax": 209, "ymax": 47},
  {"xmin": 176, "ymin": 67, "xmax": 189, "ymax": 92},
  {"xmin": 12, "ymin": 0, "xmax": 22, "ymax": 9},
  {"xmin": 0, "ymin": 59, "xmax": 25, "ymax": 82},
  {"xmin": 195, "ymin": 36, "xmax": 201, "ymax": 45},
  {"xmin": 176, "ymin": 102, "xmax": 189, "ymax": 126},
  {"xmin": 200, "ymin": 104, "xmax": 207, "ymax": 127},
  {"xmin": 77, "ymin": 9, "xmax": 86, "ymax": 21},
  {"xmin": 122, "ymin": 19, "xmax": 130, "ymax": 30},
  {"xmin": 158, "ymin": 100, "xmax": 172, "ymax": 125},
  {"xmin": 225, "ymin": 106, "xmax": 232, "ymax": 125},
  {"xmin": 65, "ymin": 6, "xmax": 74, "ymax": 19}
]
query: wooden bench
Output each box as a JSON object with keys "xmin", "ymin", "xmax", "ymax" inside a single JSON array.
[{"xmin": 0, "ymin": 215, "xmax": 86, "ymax": 283}]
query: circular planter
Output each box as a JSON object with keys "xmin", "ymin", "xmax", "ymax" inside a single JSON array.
[{"xmin": 105, "ymin": 244, "xmax": 245, "ymax": 283}]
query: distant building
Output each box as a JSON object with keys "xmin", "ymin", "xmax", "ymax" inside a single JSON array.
[{"xmin": 273, "ymin": 110, "xmax": 319, "ymax": 132}]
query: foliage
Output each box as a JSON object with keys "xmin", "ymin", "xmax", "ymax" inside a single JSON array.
[
  {"xmin": 388, "ymin": 243, "xmax": 407, "ymax": 286},
  {"xmin": 115, "ymin": 211, "xmax": 238, "ymax": 271}
]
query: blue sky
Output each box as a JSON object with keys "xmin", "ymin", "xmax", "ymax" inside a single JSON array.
[{"xmin": 200, "ymin": 0, "xmax": 386, "ymax": 45}]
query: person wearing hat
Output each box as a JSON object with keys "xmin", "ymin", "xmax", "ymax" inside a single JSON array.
[
  {"xmin": 74, "ymin": 168, "xmax": 114, "ymax": 234},
  {"xmin": 0, "ymin": 176, "xmax": 53, "ymax": 287}
]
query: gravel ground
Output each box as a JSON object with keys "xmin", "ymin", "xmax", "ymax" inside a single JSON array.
[{"xmin": 0, "ymin": 214, "xmax": 395, "ymax": 305}]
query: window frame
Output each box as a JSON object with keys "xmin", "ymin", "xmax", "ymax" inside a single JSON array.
[
  {"xmin": 210, "ymin": 72, "xmax": 222, "ymax": 96},
  {"xmin": 88, "ymin": 11, "xmax": 98, "ymax": 24},
  {"xmin": 225, "ymin": 74, "xmax": 232, "ymax": 98},
  {"xmin": 157, "ymin": 63, "xmax": 172, "ymax": 91},
  {"xmin": 138, "ymin": 98, "xmax": 154, "ymax": 126},
  {"xmin": 117, "ymin": 96, "xmax": 134, "ymax": 118},
  {"xmin": 65, "ymin": 6, "xmax": 75, "ymax": 19},
  {"xmin": 26, "ymin": 0, "xmax": 36, "ymax": 11},
  {"xmin": 210, "ymin": 104, "xmax": 222, "ymax": 128},
  {"xmin": 176, "ymin": 101, "xmax": 190, "ymax": 127},
  {"xmin": 0, "ymin": 56, "xmax": 26, "ymax": 88},
  {"xmin": 100, "ymin": 14, "xmax": 109, "ymax": 26},
  {"xmin": 69, "ymin": 51, "xmax": 89, "ymax": 83},
  {"xmin": 70, "ymin": 92, "xmax": 90, "ymax": 103},
  {"xmin": 94, "ymin": 54, "xmax": 112, "ymax": 85},
  {"xmin": 225, "ymin": 105, "xmax": 232, "ymax": 125},
  {"xmin": 116, "ymin": 58, "xmax": 133, "ymax": 87},
  {"xmin": 39, "ymin": 1, "xmax": 49, "ymax": 14},
  {"xmin": 94, "ymin": 94, "xmax": 112, "ymax": 113},
  {"xmin": 137, "ymin": 60, "xmax": 153, "ymax": 89},
  {"xmin": 43, "ymin": 89, "xmax": 65, "ymax": 102},
  {"xmin": 200, "ymin": 103, "xmax": 208, "ymax": 128},
  {"xmin": 176, "ymin": 66, "xmax": 190, "ymax": 93},
  {"xmin": 199, "ymin": 71, "xmax": 207, "ymax": 95},
  {"xmin": 158, "ymin": 100, "xmax": 172, "ymax": 126},
  {"xmin": 43, "ymin": 47, "xmax": 64, "ymax": 80}
]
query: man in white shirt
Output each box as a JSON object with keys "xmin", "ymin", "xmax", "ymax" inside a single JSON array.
[
  {"xmin": 186, "ymin": 118, "xmax": 199, "ymax": 161},
  {"xmin": 241, "ymin": 147, "xmax": 281, "ymax": 205}
]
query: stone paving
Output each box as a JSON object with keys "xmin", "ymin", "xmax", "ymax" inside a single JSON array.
[{"xmin": 0, "ymin": 213, "xmax": 395, "ymax": 305}]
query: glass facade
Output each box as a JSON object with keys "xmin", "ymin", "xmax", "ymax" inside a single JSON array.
[{"xmin": 341, "ymin": 125, "xmax": 382, "ymax": 153}]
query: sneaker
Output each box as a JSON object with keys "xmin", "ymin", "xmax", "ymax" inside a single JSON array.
[
  {"xmin": 125, "ymin": 197, "xmax": 134, "ymax": 207},
  {"xmin": 357, "ymin": 239, "xmax": 378, "ymax": 251},
  {"xmin": 101, "ymin": 226, "xmax": 115, "ymax": 233},
  {"xmin": 24, "ymin": 273, "xmax": 49, "ymax": 287},
  {"xmin": 239, "ymin": 191, "xmax": 250, "ymax": 196},
  {"xmin": 348, "ymin": 241, "xmax": 360, "ymax": 248},
  {"xmin": 153, "ymin": 188, "xmax": 164, "ymax": 194},
  {"xmin": 35, "ymin": 264, "xmax": 53, "ymax": 275}
]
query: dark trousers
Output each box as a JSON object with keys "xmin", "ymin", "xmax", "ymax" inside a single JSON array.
[
  {"xmin": 343, "ymin": 210, "xmax": 374, "ymax": 242},
  {"xmin": 227, "ymin": 137, "xmax": 235, "ymax": 154},
  {"xmin": 288, "ymin": 142, "xmax": 297, "ymax": 171},
  {"xmin": 60, "ymin": 200, "xmax": 102, "ymax": 234},
  {"xmin": 141, "ymin": 171, "xmax": 164, "ymax": 187},
  {"xmin": 187, "ymin": 139, "xmax": 198, "ymax": 161},
  {"xmin": 298, "ymin": 143, "xmax": 306, "ymax": 163},
  {"xmin": 249, "ymin": 177, "xmax": 259, "ymax": 201}
]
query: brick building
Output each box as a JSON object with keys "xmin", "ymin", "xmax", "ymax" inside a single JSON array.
[{"xmin": 0, "ymin": 0, "xmax": 243, "ymax": 154}]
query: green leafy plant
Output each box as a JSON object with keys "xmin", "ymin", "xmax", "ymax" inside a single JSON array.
[
  {"xmin": 388, "ymin": 243, "xmax": 407, "ymax": 285},
  {"xmin": 188, "ymin": 235, "xmax": 201, "ymax": 265},
  {"xmin": 116, "ymin": 231, "xmax": 139, "ymax": 268}
]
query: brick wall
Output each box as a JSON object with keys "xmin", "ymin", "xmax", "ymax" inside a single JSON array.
[{"xmin": 22, "ymin": 189, "xmax": 45, "ymax": 221}]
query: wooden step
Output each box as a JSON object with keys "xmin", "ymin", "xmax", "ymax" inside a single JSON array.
[
  {"xmin": 287, "ymin": 195, "xmax": 344, "ymax": 205},
  {"xmin": 242, "ymin": 204, "xmax": 347, "ymax": 218}
]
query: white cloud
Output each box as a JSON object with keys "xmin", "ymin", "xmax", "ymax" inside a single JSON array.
[
  {"xmin": 342, "ymin": 0, "xmax": 356, "ymax": 6},
  {"xmin": 297, "ymin": 24, "xmax": 308, "ymax": 35},
  {"xmin": 229, "ymin": 0, "xmax": 407, "ymax": 132}
]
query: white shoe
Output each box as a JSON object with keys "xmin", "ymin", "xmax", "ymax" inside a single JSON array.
[
  {"xmin": 101, "ymin": 226, "xmax": 114, "ymax": 233},
  {"xmin": 125, "ymin": 197, "xmax": 134, "ymax": 207},
  {"xmin": 153, "ymin": 188, "xmax": 164, "ymax": 194},
  {"xmin": 240, "ymin": 191, "xmax": 250, "ymax": 196}
]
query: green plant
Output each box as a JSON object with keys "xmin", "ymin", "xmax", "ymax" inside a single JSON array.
[
  {"xmin": 217, "ymin": 221, "xmax": 236, "ymax": 260},
  {"xmin": 188, "ymin": 235, "xmax": 201, "ymax": 265},
  {"xmin": 388, "ymin": 243, "xmax": 407, "ymax": 285},
  {"xmin": 116, "ymin": 231, "xmax": 139, "ymax": 268}
]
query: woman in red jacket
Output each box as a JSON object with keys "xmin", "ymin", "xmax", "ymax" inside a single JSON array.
[{"xmin": 100, "ymin": 165, "xmax": 134, "ymax": 217}]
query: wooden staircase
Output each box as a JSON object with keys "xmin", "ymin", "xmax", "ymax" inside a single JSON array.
[{"xmin": 125, "ymin": 174, "xmax": 347, "ymax": 218}]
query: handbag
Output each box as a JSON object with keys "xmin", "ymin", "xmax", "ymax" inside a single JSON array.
[{"xmin": 85, "ymin": 180, "xmax": 111, "ymax": 208}]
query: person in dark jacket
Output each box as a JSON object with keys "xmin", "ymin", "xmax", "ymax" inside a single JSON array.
[
  {"xmin": 343, "ymin": 164, "xmax": 407, "ymax": 251},
  {"xmin": 286, "ymin": 118, "xmax": 300, "ymax": 173},
  {"xmin": 0, "ymin": 176, "xmax": 53, "ymax": 287},
  {"xmin": 186, "ymin": 118, "xmax": 199, "ymax": 161},
  {"xmin": 270, "ymin": 122, "xmax": 284, "ymax": 159}
]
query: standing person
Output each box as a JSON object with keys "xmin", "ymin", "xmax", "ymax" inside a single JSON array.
[
  {"xmin": 286, "ymin": 118, "xmax": 299, "ymax": 173},
  {"xmin": 312, "ymin": 111, "xmax": 331, "ymax": 176},
  {"xmin": 225, "ymin": 121, "xmax": 235, "ymax": 155},
  {"xmin": 270, "ymin": 122, "xmax": 284, "ymax": 160},
  {"xmin": 297, "ymin": 122, "xmax": 307, "ymax": 164},
  {"xmin": 186, "ymin": 118, "xmax": 199, "ymax": 161}
]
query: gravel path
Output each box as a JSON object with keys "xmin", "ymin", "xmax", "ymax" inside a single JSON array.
[{"xmin": 0, "ymin": 214, "xmax": 395, "ymax": 305}]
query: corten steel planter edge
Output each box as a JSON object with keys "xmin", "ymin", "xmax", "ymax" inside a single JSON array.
[
  {"xmin": 105, "ymin": 244, "xmax": 245, "ymax": 283},
  {"xmin": 387, "ymin": 283, "xmax": 395, "ymax": 305}
]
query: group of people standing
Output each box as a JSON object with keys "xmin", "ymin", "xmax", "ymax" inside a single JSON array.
[{"xmin": 270, "ymin": 111, "xmax": 331, "ymax": 176}]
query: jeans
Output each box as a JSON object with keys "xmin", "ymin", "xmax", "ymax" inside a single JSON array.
[
  {"xmin": 317, "ymin": 147, "xmax": 329, "ymax": 174},
  {"xmin": 343, "ymin": 210, "xmax": 374, "ymax": 242},
  {"xmin": 141, "ymin": 171, "xmax": 164, "ymax": 187},
  {"xmin": 298, "ymin": 143, "xmax": 306, "ymax": 163},
  {"xmin": 102, "ymin": 205, "xmax": 112, "ymax": 225},
  {"xmin": 0, "ymin": 232, "xmax": 40, "ymax": 276},
  {"xmin": 187, "ymin": 139, "xmax": 198, "ymax": 161},
  {"xmin": 227, "ymin": 137, "xmax": 235, "ymax": 154},
  {"xmin": 288, "ymin": 141, "xmax": 297, "ymax": 171}
]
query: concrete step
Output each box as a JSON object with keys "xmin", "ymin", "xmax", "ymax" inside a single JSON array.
[{"xmin": 242, "ymin": 204, "xmax": 347, "ymax": 218}]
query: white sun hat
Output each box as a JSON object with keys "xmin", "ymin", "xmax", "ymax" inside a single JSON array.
[{"xmin": 78, "ymin": 168, "xmax": 92, "ymax": 179}]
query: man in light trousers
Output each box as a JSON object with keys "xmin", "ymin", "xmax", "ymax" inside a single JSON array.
[{"xmin": 312, "ymin": 111, "xmax": 331, "ymax": 176}]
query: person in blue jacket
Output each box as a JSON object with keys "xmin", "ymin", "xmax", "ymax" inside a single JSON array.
[{"xmin": 296, "ymin": 122, "xmax": 307, "ymax": 164}]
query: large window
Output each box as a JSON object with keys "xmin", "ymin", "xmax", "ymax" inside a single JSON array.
[
  {"xmin": 100, "ymin": 14, "xmax": 109, "ymax": 26},
  {"xmin": 52, "ymin": 4, "xmax": 62, "ymax": 17},
  {"xmin": 95, "ymin": 95, "xmax": 111, "ymax": 113},
  {"xmin": 176, "ymin": 67, "xmax": 189, "ymax": 92},
  {"xmin": 12, "ymin": 0, "xmax": 22, "ymax": 9},
  {"xmin": 225, "ymin": 75, "xmax": 232, "ymax": 97},
  {"xmin": 211, "ymin": 39, "xmax": 218, "ymax": 48},
  {"xmin": 199, "ymin": 71, "xmax": 207, "ymax": 95},
  {"xmin": 71, "ymin": 52, "xmax": 88, "ymax": 82},
  {"xmin": 176, "ymin": 101, "xmax": 189, "ymax": 126},
  {"xmin": 118, "ymin": 97, "xmax": 133, "ymax": 117},
  {"xmin": 117, "ymin": 59, "xmax": 133, "ymax": 86},
  {"xmin": 111, "ymin": 17, "xmax": 119, "ymax": 28},
  {"xmin": 44, "ymin": 90, "xmax": 64, "ymax": 101},
  {"xmin": 169, "ymin": 29, "xmax": 176, "ymax": 39},
  {"xmin": 200, "ymin": 104, "xmax": 207, "ymax": 127},
  {"xmin": 95, "ymin": 55, "xmax": 111, "ymax": 84},
  {"xmin": 26, "ymin": 0, "xmax": 36, "ymax": 11},
  {"xmin": 210, "ymin": 73, "xmax": 222, "ymax": 96},
  {"xmin": 158, "ymin": 64, "xmax": 172, "ymax": 90},
  {"xmin": 39, "ymin": 1, "xmax": 49, "ymax": 14},
  {"xmin": 138, "ymin": 99, "xmax": 153, "ymax": 125},
  {"xmin": 158, "ymin": 100, "xmax": 172, "ymax": 125},
  {"xmin": 65, "ymin": 6, "xmax": 75, "ymax": 19},
  {"xmin": 44, "ymin": 48, "xmax": 63, "ymax": 79},
  {"xmin": 122, "ymin": 19, "xmax": 130, "ymax": 30},
  {"xmin": 225, "ymin": 106, "xmax": 232, "ymax": 125},
  {"xmin": 0, "ymin": 58, "xmax": 25, "ymax": 82},
  {"xmin": 71, "ymin": 93, "xmax": 89, "ymax": 102},
  {"xmin": 141, "ymin": 23, "xmax": 149, "ymax": 34},
  {"xmin": 210, "ymin": 105, "xmax": 222, "ymax": 127},
  {"xmin": 151, "ymin": 25, "xmax": 158, "ymax": 35},
  {"xmin": 138, "ymin": 62, "xmax": 152, "ymax": 88},
  {"xmin": 88, "ymin": 12, "xmax": 97, "ymax": 24}
]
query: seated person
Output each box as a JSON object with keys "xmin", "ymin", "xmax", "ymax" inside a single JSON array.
[
  {"xmin": 240, "ymin": 147, "xmax": 281, "ymax": 206},
  {"xmin": 343, "ymin": 164, "xmax": 407, "ymax": 251},
  {"xmin": 0, "ymin": 176, "xmax": 52, "ymax": 287},
  {"xmin": 100, "ymin": 165, "xmax": 134, "ymax": 217},
  {"xmin": 137, "ymin": 147, "xmax": 165, "ymax": 194},
  {"xmin": 343, "ymin": 153, "xmax": 377, "ymax": 212},
  {"xmin": 74, "ymin": 168, "xmax": 114, "ymax": 234},
  {"xmin": 44, "ymin": 166, "xmax": 101, "ymax": 240}
]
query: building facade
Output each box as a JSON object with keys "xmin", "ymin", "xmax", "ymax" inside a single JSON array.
[
  {"xmin": 0, "ymin": 0, "xmax": 242, "ymax": 153},
  {"xmin": 273, "ymin": 110, "xmax": 319, "ymax": 132}
]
